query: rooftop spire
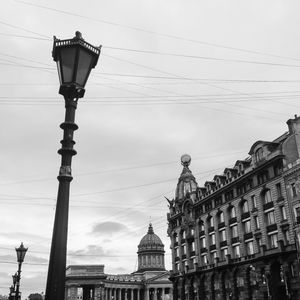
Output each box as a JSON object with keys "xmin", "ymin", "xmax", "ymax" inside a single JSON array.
[{"xmin": 148, "ymin": 223, "xmax": 154, "ymax": 234}]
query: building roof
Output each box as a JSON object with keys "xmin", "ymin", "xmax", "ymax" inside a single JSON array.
[{"xmin": 138, "ymin": 223, "xmax": 164, "ymax": 252}]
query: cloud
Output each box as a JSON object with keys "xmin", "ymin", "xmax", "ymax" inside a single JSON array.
[
  {"xmin": 69, "ymin": 245, "xmax": 106, "ymax": 256},
  {"xmin": 91, "ymin": 221, "xmax": 127, "ymax": 236}
]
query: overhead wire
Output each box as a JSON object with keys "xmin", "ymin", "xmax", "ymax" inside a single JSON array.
[{"xmin": 13, "ymin": 0, "xmax": 300, "ymax": 63}]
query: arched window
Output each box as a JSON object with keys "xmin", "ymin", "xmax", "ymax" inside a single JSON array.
[
  {"xmin": 255, "ymin": 147, "xmax": 263, "ymax": 162},
  {"xmin": 199, "ymin": 221, "xmax": 205, "ymax": 232},
  {"xmin": 262, "ymin": 189, "xmax": 272, "ymax": 204},
  {"xmin": 229, "ymin": 206, "xmax": 236, "ymax": 218},
  {"xmin": 242, "ymin": 200, "xmax": 249, "ymax": 213},
  {"xmin": 219, "ymin": 211, "xmax": 224, "ymax": 223},
  {"xmin": 207, "ymin": 216, "xmax": 214, "ymax": 228}
]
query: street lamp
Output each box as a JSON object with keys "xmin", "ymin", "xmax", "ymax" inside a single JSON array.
[
  {"xmin": 15, "ymin": 242, "xmax": 28, "ymax": 300},
  {"xmin": 45, "ymin": 32, "xmax": 101, "ymax": 300}
]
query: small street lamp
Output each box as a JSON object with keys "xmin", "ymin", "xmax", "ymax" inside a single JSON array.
[
  {"xmin": 15, "ymin": 242, "xmax": 28, "ymax": 300},
  {"xmin": 9, "ymin": 285, "xmax": 15, "ymax": 300},
  {"xmin": 45, "ymin": 32, "xmax": 101, "ymax": 300},
  {"xmin": 12, "ymin": 273, "xmax": 17, "ymax": 291}
]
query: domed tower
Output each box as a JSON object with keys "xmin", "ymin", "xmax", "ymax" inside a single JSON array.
[
  {"xmin": 175, "ymin": 154, "xmax": 198, "ymax": 202},
  {"xmin": 136, "ymin": 223, "xmax": 166, "ymax": 272}
]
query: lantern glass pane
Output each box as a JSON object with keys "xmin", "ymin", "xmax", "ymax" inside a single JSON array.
[
  {"xmin": 76, "ymin": 48, "xmax": 93, "ymax": 87},
  {"xmin": 60, "ymin": 47, "xmax": 76, "ymax": 84}
]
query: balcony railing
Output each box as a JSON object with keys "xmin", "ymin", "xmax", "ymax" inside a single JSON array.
[
  {"xmin": 229, "ymin": 217, "xmax": 237, "ymax": 225},
  {"xmin": 231, "ymin": 237, "xmax": 239, "ymax": 244},
  {"xmin": 208, "ymin": 226, "xmax": 215, "ymax": 233},
  {"xmin": 218, "ymin": 222, "xmax": 225, "ymax": 229},
  {"xmin": 220, "ymin": 240, "xmax": 227, "ymax": 247},
  {"xmin": 266, "ymin": 223, "xmax": 277, "ymax": 233},
  {"xmin": 209, "ymin": 244, "xmax": 216, "ymax": 251},
  {"xmin": 243, "ymin": 232, "xmax": 253, "ymax": 241},
  {"xmin": 241, "ymin": 212, "xmax": 250, "ymax": 220},
  {"xmin": 263, "ymin": 201, "xmax": 274, "ymax": 211}
]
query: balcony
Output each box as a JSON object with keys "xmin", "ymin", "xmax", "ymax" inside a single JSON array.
[
  {"xmin": 277, "ymin": 196, "xmax": 284, "ymax": 203},
  {"xmin": 182, "ymin": 254, "xmax": 187, "ymax": 259},
  {"xmin": 218, "ymin": 222, "xmax": 225, "ymax": 229},
  {"xmin": 241, "ymin": 212, "xmax": 250, "ymax": 220},
  {"xmin": 208, "ymin": 226, "xmax": 215, "ymax": 233},
  {"xmin": 209, "ymin": 244, "xmax": 216, "ymax": 251},
  {"xmin": 190, "ymin": 251, "xmax": 196, "ymax": 256},
  {"xmin": 266, "ymin": 223, "xmax": 277, "ymax": 233},
  {"xmin": 200, "ymin": 247, "xmax": 207, "ymax": 253},
  {"xmin": 220, "ymin": 240, "xmax": 227, "ymax": 247},
  {"xmin": 229, "ymin": 217, "xmax": 237, "ymax": 225},
  {"xmin": 199, "ymin": 230, "xmax": 205, "ymax": 236},
  {"xmin": 175, "ymin": 257, "xmax": 180, "ymax": 262},
  {"xmin": 231, "ymin": 237, "xmax": 239, "ymax": 244},
  {"xmin": 174, "ymin": 241, "xmax": 178, "ymax": 247},
  {"xmin": 263, "ymin": 202, "xmax": 274, "ymax": 211},
  {"xmin": 181, "ymin": 238, "xmax": 186, "ymax": 243},
  {"xmin": 243, "ymin": 232, "xmax": 253, "ymax": 241}
]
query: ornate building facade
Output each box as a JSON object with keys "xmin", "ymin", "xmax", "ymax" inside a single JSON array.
[
  {"xmin": 65, "ymin": 224, "xmax": 172, "ymax": 300},
  {"xmin": 167, "ymin": 116, "xmax": 300, "ymax": 300}
]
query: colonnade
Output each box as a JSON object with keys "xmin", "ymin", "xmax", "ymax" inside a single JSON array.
[
  {"xmin": 105, "ymin": 287, "xmax": 171, "ymax": 300},
  {"xmin": 66, "ymin": 284, "xmax": 103, "ymax": 300}
]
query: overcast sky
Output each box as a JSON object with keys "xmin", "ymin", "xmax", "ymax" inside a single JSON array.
[{"xmin": 1, "ymin": 0, "xmax": 300, "ymax": 297}]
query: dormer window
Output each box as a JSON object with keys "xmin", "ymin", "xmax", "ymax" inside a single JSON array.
[
  {"xmin": 255, "ymin": 147, "xmax": 264, "ymax": 162},
  {"xmin": 238, "ymin": 163, "xmax": 243, "ymax": 173},
  {"xmin": 227, "ymin": 171, "xmax": 232, "ymax": 179}
]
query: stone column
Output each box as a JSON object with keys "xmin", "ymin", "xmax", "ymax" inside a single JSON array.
[
  {"xmin": 144, "ymin": 288, "xmax": 149, "ymax": 300},
  {"xmin": 94, "ymin": 285, "xmax": 103, "ymax": 300},
  {"xmin": 67, "ymin": 285, "xmax": 78, "ymax": 300},
  {"xmin": 137, "ymin": 289, "xmax": 140, "ymax": 300},
  {"xmin": 118, "ymin": 288, "xmax": 122, "ymax": 300},
  {"xmin": 125, "ymin": 289, "xmax": 128, "ymax": 300}
]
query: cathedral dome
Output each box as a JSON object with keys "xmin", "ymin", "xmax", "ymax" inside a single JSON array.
[
  {"xmin": 138, "ymin": 223, "xmax": 164, "ymax": 252},
  {"xmin": 136, "ymin": 224, "xmax": 166, "ymax": 272}
]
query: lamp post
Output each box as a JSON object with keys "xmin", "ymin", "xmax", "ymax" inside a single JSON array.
[
  {"xmin": 15, "ymin": 242, "xmax": 28, "ymax": 300},
  {"xmin": 45, "ymin": 31, "xmax": 101, "ymax": 300}
]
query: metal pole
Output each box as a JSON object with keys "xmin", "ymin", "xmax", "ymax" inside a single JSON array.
[
  {"xmin": 45, "ymin": 97, "xmax": 78, "ymax": 300},
  {"xmin": 15, "ymin": 263, "xmax": 22, "ymax": 300}
]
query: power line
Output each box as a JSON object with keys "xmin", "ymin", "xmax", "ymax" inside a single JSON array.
[
  {"xmin": 13, "ymin": 0, "xmax": 300, "ymax": 62},
  {"xmin": 103, "ymin": 46, "xmax": 300, "ymax": 68}
]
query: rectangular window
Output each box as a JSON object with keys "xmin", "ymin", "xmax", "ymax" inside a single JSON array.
[
  {"xmin": 281, "ymin": 206, "xmax": 287, "ymax": 220},
  {"xmin": 220, "ymin": 248, "xmax": 228, "ymax": 260},
  {"xmin": 245, "ymin": 241, "xmax": 254, "ymax": 255},
  {"xmin": 219, "ymin": 229, "xmax": 226, "ymax": 242},
  {"xmin": 231, "ymin": 225, "xmax": 238, "ymax": 238},
  {"xmin": 251, "ymin": 195, "xmax": 257, "ymax": 208},
  {"xmin": 202, "ymin": 254, "xmax": 207, "ymax": 265},
  {"xmin": 266, "ymin": 210, "xmax": 275, "ymax": 225},
  {"xmin": 200, "ymin": 237, "xmax": 206, "ymax": 248},
  {"xmin": 283, "ymin": 230, "xmax": 290, "ymax": 244},
  {"xmin": 182, "ymin": 244, "xmax": 187, "ymax": 254},
  {"xmin": 291, "ymin": 183, "xmax": 297, "ymax": 197},
  {"xmin": 211, "ymin": 251, "xmax": 217, "ymax": 261},
  {"xmin": 254, "ymin": 216, "xmax": 260, "ymax": 230},
  {"xmin": 269, "ymin": 233, "xmax": 278, "ymax": 248},
  {"xmin": 210, "ymin": 233, "xmax": 216, "ymax": 245},
  {"xmin": 191, "ymin": 242, "xmax": 195, "ymax": 251},
  {"xmin": 175, "ymin": 247, "xmax": 179, "ymax": 257},
  {"xmin": 232, "ymin": 245, "xmax": 240, "ymax": 258},
  {"xmin": 244, "ymin": 220, "xmax": 251, "ymax": 233},
  {"xmin": 276, "ymin": 183, "xmax": 282, "ymax": 197}
]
